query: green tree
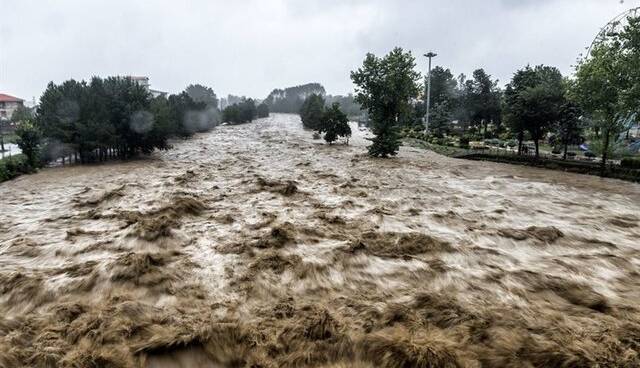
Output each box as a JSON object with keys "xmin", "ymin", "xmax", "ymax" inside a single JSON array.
[
  {"xmin": 318, "ymin": 103, "xmax": 351, "ymax": 144},
  {"xmin": 573, "ymin": 25, "xmax": 636, "ymax": 174},
  {"xmin": 257, "ymin": 102, "xmax": 270, "ymax": 118},
  {"xmin": 351, "ymin": 47, "xmax": 421, "ymax": 157},
  {"xmin": 185, "ymin": 84, "xmax": 219, "ymax": 108},
  {"xmin": 505, "ymin": 65, "xmax": 565, "ymax": 157},
  {"xmin": 299, "ymin": 94, "xmax": 325, "ymax": 130},
  {"xmin": 424, "ymin": 67, "xmax": 457, "ymax": 136},
  {"xmin": 36, "ymin": 76, "xmax": 178, "ymax": 164},
  {"xmin": 461, "ymin": 69, "xmax": 502, "ymax": 138},
  {"xmin": 222, "ymin": 98, "xmax": 257, "ymax": 124},
  {"xmin": 15, "ymin": 120, "xmax": 41, "ymax": 167},
  {"xmin": 555, "ymin": 100, "xmax": 583, "ymax": 160},
  {"xmin": 11, "ymin": 105, "xmax": 33, "ymax": 124}
]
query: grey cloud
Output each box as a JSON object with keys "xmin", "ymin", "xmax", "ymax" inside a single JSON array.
[{"xmin": 0, "ymin": 0, "xmax": 636, "ymax": 102}]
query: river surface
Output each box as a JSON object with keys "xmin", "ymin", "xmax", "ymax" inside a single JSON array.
[{"xmin": 1, "ymin": 113, "xmax": 640, "ymax": 367}]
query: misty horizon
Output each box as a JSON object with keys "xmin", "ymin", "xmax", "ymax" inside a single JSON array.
[{"xmin": 1, "ymin": 0, "xmax": 638, "ymax": 101}]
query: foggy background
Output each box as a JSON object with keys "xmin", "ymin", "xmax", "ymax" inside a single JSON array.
[{"xmin": 0, "ymin": 0, "xmax": 637, "ymax": 101}]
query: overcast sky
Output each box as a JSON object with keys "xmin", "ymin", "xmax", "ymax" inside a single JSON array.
[{"xmin": 0, "ymin": 0, "xmax": 638, "ymax": 102}]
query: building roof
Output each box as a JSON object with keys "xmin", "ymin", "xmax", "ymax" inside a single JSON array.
[{"xmin": 0, "ymin": 93, "xmax": 24, "ymax": 103}]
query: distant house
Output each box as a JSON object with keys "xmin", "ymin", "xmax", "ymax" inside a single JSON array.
[
  {"xmin": 128, "ymin": 76, "xmax": 168, "ymax": 98},
  {"xmin": 0, "ymin": 93, "xmax": 25, "ymax": 121}
]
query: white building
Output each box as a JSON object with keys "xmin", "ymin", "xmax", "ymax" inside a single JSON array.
[{"xmin": 129, "ymin": 76, "xmax": 167, "ymax": 98}]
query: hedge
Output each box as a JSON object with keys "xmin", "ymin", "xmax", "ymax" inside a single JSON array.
[{"xmin": 0, "ymin": 154, "xmax": 34, "ymax": 183}]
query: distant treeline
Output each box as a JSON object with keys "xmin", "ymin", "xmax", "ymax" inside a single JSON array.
[
  {"xmin": 35, "ymin": 78, "xmax": 220, "ymax": 164},
  {"xmin": 222, "ymin": 98, "xmax": 269, "ymax": 124},
  {"xmin": 264, "ymin": 82, "xmax": 364, "ymax": 119}
]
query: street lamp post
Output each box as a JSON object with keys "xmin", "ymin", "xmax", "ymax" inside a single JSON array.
[{"xmin": 424, "ymin": 52, "xmax": 437, "ymax": 133}]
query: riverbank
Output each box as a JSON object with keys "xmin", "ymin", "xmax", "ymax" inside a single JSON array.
[{"xmin": 403, "ymin": 138, "xmax": 640, "ymax": 183}]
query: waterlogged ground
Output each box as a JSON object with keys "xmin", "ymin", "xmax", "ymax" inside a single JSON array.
[{"xmin": 1, "ymin": 113, "xmax": 640, "ymax": 367}]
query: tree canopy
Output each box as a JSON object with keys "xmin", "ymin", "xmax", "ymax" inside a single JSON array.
[
  {"xmin": 185, "ymin": 84, "xmax": 219, "ymax": 109},
  {"xmin": 35, "ymin": 77, "xmax": 214, "ymax": 164},
  {"xmin": 505, "ymin": 65, "xmax": 565, "ymax": 157},
  {"xmin": 318, "ymin": 103, "xmax": 351, "ymax": 144},
  {"xmin": 299, "ymin": 94, "xmax": 326, "ymax": 130},
  {"xmin": 351, "ymin": 47, "xmax": 421, "ymax": 157},
  {"xmin": 222, "ymin": 98, "xmax": 257, "ymax": 124},
  {"xmin": 573, "ymin": 15, "xmax": 640, "ymax": 172}
]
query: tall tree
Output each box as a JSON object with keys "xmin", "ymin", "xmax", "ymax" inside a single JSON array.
[
  {"xmin": 463, "ymin": 69, "xmax": 502, "ymax": 137},
  {"xmin": 423, "ymin": 66, "xmax": 457, "ymax": 137},
  {"xmin": 555, "ymin": 100, "xmax": 583, "ymax": 160},
  {"xmin": 505, "ymin": 65, "xmax": 565, "ymax": 157},
  {"xmin": 573, "ymin": 17, "xmax": 637, "ymax": 174},
  {"xmin": 351, "ymin": 47, "xmax": 421, "ymax": 157},
  {"xmin": 299, "ymin": 94, "xmax": 325, "ymax": 130}
]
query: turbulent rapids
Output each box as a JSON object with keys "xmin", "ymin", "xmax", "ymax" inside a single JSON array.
[{"xmin": 1, "ymin": 114, "xmax": 640, "ymax": 367}]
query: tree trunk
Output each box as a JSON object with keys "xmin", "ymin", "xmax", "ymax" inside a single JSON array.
[
  {"xmin": 534, "ymin": 139, "xmax": 539, "ymax": 159},
  {"xmin": 600, "ymin": 128, "xmax": 610, "ymax": 177},
  {"xmin": 563, "ymin": 140, "xmax": 568, "ymax": 160},
  {"xmin": 517, "ymin": 131, "xmax": 523, "ymax": 155}
]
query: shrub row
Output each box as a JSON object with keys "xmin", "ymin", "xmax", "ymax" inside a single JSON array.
[
  {"xmin": 0, "ymin": 155, "xmax": 34, "ymax": 183},
  {"xmin": 621, "ymin": 157, "xmax": 640, "ymax": 169}
]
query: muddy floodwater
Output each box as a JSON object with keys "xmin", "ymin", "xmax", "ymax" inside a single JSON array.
[{"xmin": 1, "ymin": 113, "xmax": 640, "ymax": 367}]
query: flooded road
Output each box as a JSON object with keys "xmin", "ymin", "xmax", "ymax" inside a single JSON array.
[{"xmin": 1, "ymin": 113, "xmax": 640, "ymax": 367}]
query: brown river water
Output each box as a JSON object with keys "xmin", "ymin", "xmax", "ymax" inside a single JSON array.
[{"xmin": 1, "ymin": 113, "xmax": 640, "ymax": 367}]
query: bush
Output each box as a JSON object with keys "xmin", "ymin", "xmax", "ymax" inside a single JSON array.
[
  {"xmin": 507, "ymin": 140, "xmax": 517, "ymax": 148},
  {"xmin": 584, "ymin": 151, "xmax": 597, "ymax": 158},
  {"xmin": 15, "ymin": 121, "xmax": 42, "ymax": 167},
  {"xmin": 0, "ymin": 155, "xmax": 33, "ymax": 182},
  {"xmin": 312, "ymin": 132, "xmax": 321, "ymax": 140},
  {"xmin": 621, "ymin": 157, "xmax": 640, "ymax": 169},
  {"xmin": 317, "ymin": 103, "xmax": 351, "ymax": 144},
  {"xmin": 552, "ymin": 147, "xmax": 562, "ymax": 155}
]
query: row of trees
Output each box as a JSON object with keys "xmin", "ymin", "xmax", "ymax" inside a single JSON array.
[
  {"xmin": 15, "ymin": 78, "xmax": 223, "ymax": 167},
  {"xmin": 265, "ymin": 83, "xmax": 326, "ymax": 113},
  {"xmin": 221, "ymin": 98, "xmax": 269, "ymax": 124},
  {"xmin": 299, "ymin": 94, "xmax": 351, "ymax": 144},
  {"xmin": 572, "ymin": 15, "xmax": 640, "ymax": 173},
  {"xmin": 265, "ymin": 83, "xmax": 364, "ymax": 119},
  {"xmin": 350, "ymin": 13, "xmax": 640, "ymax": 168}
]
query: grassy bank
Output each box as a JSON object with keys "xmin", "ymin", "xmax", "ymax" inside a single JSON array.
[{"xmin": 404, "ymin": 138, "xmax": 640, "ymax": 183}]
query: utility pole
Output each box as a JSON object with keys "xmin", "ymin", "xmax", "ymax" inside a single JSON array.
[{"xmin": 424, "ymin": 52, "xmax": 437, "ymax": 133}]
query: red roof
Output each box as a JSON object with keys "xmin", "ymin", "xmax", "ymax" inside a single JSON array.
[{"xmin": 0, "ymin": 93, "xmax": 24, "ymax": 103}]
